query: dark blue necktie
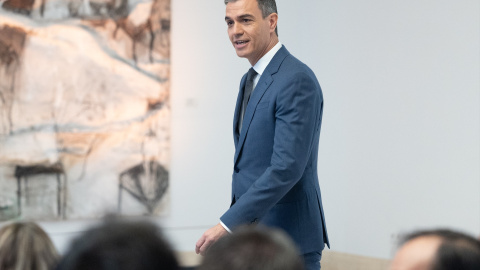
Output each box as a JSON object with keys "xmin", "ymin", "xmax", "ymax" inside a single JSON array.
[{"xmin": 238, "ymin": 68, "xmax": 257, "ymax": 132}]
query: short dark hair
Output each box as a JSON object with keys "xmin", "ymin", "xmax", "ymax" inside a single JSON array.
[
  {"xmin": 224, "ymin": 0, "xmax": 278, "ymax": 36},
  {"xmin": 402, "ymin": 229, "xmax": 480, "ymax": 270},
  {"xmin": 56, "ymin": 217, "xmax": 179, "ymax": 270},
  {"xmin": 198, "ymin": 226, "xmax": 304, "ymax": 270}
]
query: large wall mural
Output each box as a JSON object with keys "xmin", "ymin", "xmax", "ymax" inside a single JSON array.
[{"xmin": 0, "ymin": 0, "xmax": 170, "ymax": 220}]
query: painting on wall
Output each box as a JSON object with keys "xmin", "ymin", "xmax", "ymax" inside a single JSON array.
[{"xmin": 0, "ymin": 0, "xmax": 171, "ymax": 221}]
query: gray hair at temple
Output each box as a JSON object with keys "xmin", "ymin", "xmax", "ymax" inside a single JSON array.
[{"xmin": 224, "ymin": 0, "xmax": 278, "ymax": 36}]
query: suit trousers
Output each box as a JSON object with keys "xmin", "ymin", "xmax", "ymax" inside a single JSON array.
[{"xmin": 303, "ymin": 251, "xmax": 322, "ymax": 270}]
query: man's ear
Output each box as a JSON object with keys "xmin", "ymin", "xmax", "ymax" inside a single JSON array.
[{"xmin": 268, "ymin": 13, "xmax": 278, "ymax": 34}]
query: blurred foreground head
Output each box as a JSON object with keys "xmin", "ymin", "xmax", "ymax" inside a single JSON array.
[
  {"xmin": 0, "ymin": 221, "xmax": 59, "ymax": 270},
  {"xmin": 198, "ymin": 225, "xmax": 304, "ymax": 270},
  {"xmin": 390, "ymin": 229, "xmax": 480, "ymax": 270},
  {"xmin": 56, "ymin": 217, "xmax": 179, "ymax": 270}
]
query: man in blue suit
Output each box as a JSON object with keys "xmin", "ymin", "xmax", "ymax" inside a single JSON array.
[{"xmin": 196, "ymin": 0, "xmax": 330, "ymax": 269}]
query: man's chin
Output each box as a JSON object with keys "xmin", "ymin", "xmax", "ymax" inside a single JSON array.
[{"xmin": 235, "ymin": 51, "xmax": 248, "ymax": 59}]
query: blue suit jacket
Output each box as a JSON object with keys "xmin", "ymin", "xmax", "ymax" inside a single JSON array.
[{"xmin": 220, "ymin": 46, "xmax": 330, "ymax": 254}]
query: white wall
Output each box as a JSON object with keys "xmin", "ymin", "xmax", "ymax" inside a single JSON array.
[
  {"xmin": 291, "ymin": 0, "xmax": 480, "ymax": 259},
  {"xmin": 35, "ymin": 0, "xmax": 480, "ymax": 260}
]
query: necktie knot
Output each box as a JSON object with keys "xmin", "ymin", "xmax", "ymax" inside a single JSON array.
[{"xmin": 246, "ymin": 67, "xmax": 257, "ymax": 83}]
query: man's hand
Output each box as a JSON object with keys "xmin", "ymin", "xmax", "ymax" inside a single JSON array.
[{"xmin": 195, "ymin": 223, "xmax": 228, "ymax": 256}]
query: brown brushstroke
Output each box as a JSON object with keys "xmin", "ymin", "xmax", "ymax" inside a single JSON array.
[
  {"xmin": 79, "ymin": 0, "xmax": 170, "ymax": 65},
  {"xmin": 113, "ymin": 17, "xmax": 153, "ymax": 64},
  {"xmin": 147, "ymin": 98, "xmax": 163, "ymax": 111},
  {"xmin": 0, "ymin": 26, "xmax": 26, "ymax": 65},
  {"xmin": 150, "ymin": 0, "xmax": 170, "ymax": 59},
  {"xmin": 0, "ymin": 26, "xmax": 27, "ymax": 135},
  {"xmin": 1, "ymin": 0, "xmax": 35, "ymax": 15}
]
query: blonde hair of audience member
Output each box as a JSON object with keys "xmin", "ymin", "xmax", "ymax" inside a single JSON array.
[{"xmin": 0, "ymin": 222, "xmax": 59, "ymax": 270}]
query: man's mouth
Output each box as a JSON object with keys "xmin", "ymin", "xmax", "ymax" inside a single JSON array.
[{"xmin": 235, "ymin": 40, "xmax": 249, "ymax": 46}]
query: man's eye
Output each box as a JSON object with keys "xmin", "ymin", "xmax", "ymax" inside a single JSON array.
[
  {"xmin": 226, "ymin": 21, "xmax": 233, "ymax": 26},
  {"xmin": 243, "ymin": 19, "xmax": 251, "ymax": 23}
]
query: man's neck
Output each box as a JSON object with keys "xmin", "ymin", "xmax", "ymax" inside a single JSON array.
[{"xmin": 249, "ymin": 36, "xmax": 279, "ymax": 66}]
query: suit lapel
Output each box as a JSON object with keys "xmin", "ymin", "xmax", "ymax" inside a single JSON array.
[{"xmin": 233, "ymin": 46, "xmax": 290, "ymax": 164}]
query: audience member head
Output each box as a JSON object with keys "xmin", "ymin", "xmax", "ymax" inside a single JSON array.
[
  {"xmin": 0, "ymin": 221, "xmax": 59, "ymax": 270},
  {"xmin": 390, "ymin": 229, "xmax": 480, "ymax": 270},
  {"xmin": 56, "ymin": 216, "xmax": 179, "ymax": 270},
  {"xmin": 198, "ymin": 225, "xmax": 304, "ymax": 270}
]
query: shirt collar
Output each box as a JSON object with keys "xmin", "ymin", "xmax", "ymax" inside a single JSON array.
[{"xmin": 252, "ymin": 42, "xmax": 282, "ymax": 76}]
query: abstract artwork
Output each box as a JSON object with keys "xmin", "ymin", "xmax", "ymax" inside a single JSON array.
[{"xmin": 0, "ymin": 0, "xmax": 170, "ymax": 220}]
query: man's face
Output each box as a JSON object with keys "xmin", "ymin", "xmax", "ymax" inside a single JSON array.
[
  {"xmin": 390, "ymin": 236, "xmax": 442, "ymax": 270},
  {"xmin": 225, "ymin": 0, "xmax": 277, "ymax": 65}
]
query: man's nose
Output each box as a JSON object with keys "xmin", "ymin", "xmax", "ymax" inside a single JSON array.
[{"xmin": 232, "ymin": 23, "xmax": 243, "ymax": 35}]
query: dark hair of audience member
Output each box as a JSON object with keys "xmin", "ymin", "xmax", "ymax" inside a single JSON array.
[
  {"xmin": 198, "ymin": 225, "xmax": 304, "ymax": 270},
  {"xmin": 0, "ymin": 221, "xmax": 59, "ymax": 270},
  {"xmin": 403, "ymin": 229, "xmax": 480, "ymax": 270},
  {"xmin": 56, "ymin": 217, "xmax": 179, "ymax": 270}
]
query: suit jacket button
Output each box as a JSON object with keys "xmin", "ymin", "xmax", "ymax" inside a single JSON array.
[{"xmin": 251, "ymin": 218, "xmax": 258, "ymax": 224}]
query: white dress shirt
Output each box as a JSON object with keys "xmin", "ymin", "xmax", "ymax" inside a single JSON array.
[{"xmin": 251, "ymin": 42, "xmax": 282, "ymax": 91}]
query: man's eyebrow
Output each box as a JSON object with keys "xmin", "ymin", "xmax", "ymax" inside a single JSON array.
[
  {"xmin": 225, "ymin": 14, "xmax": 255, "ymax": 21},
  {"xmin": 238, "ymin": 14, "xmax": 254, "ymax": 19}
]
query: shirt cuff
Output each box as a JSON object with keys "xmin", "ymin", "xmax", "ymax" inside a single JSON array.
[{"xmin": 220, "ymin": 221, "xmax": 232, "ymax": 233}]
